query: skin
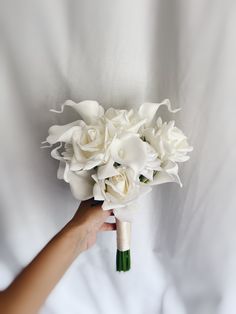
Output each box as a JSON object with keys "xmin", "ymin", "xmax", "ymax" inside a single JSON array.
[{"xmin": 0, "ymin": 199, "xmax": 116, "ymax": 314}]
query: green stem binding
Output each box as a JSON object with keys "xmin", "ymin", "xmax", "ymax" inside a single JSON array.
[{"xmin": 116, "ymin": 249, "xmax": 131, "ymax": 272}]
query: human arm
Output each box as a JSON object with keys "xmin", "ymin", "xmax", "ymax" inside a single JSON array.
[{"xmin": 0, "ymin": 199, "xmax": 115, "ymax": 314}]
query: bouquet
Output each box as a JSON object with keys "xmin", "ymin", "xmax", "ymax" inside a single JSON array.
[{"xmin": 42, "ymin": 99, "xmax": 192, "ymax": 271}]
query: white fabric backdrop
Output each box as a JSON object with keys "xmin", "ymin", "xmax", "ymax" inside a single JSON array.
[{"xmin": 1, "ymin": 0, "xmax": 236, "ymax": 313}]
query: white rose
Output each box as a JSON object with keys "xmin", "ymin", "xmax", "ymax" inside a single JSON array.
[
  {"xmin": 65, "ymin": 121, "xmax": 112, "ymax": 171},
  {"xmin": 142, "ymin": 117, "xmax": 193, "ymax": 163},
  {"xmin": 138, "ymin": 118, "xmax": 192, "ymax": 186},
  {"xmin": 92, "ymin": 161, "xmax": 151, "ymax": 210},
  {"xmin": 47, "ymin": 120, "xmax": 111, "ymax": 171},
  {"xmin": 105, "ymin": 107, "xmax": 146, "ymax": 135},
  {"xmin": 47, "ymin": 121, "xmax": 111, "ymax": 200},
  {"xmin": 46, "ymin": 100, "xmax": 106, "ymax": 200}
]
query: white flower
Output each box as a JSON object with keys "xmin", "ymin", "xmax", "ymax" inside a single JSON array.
[
  {"xmin": 44, "ymin": 99, "xmax": 192, "ymax": 205},
  {"xmin": 45, "ymin": 100, "xmax": 108, "ymax": 199},
  {"xmin": 47, "ymin": 120, "xmax": 111, "ymax": 171},
  {"xmin": 46, "ymin": 120, "xmax": 83, "ymax": 145},
  {"xmin": 64, "ymin": 121, "xmax": 112, "ymax": 171},
  {"xmin": 151, "ymin": 160, "xmax": 182, "ymax": 186},
  {"xmin": 50, "ymin": 100, "xmax": 104, "ymax": 125},
  {"xmin": 92, "ymin": 161, "xmax": 151, "ymax": 210},
  {"xmin": 46, "ymin": 100, "xmax": 105, "ymax": 145},
  {"xmin": 142, "ymin": 117, "xmax": 193, "ymax": 163},
  {"xmin": 138, "ymin": 118, "xmax": 192, "ymax": 187},
  {"xmin": 46, "ymin": 100, "xmax": 114, "ymax": 172},
  {"xmin": 138, "ymin": 143, "xmax": 162, "ymax": 181},
  {"xmin": 138, "ymin": 99, "xmax": 180, "ymax": 127},
  {"xmin": 109, "ymin": 133, "xmax": 150, "ymax": 175},
  {"xmin": 104, "ymin": 107, "xmax": 146, "ymax": 136},
  {"xmin": 57, "ymin": 160, "xmax": 94, "ymax": 200},
  {"xmin": 46, "ymin": 120, "xmax": 111, "ymax": 200}
]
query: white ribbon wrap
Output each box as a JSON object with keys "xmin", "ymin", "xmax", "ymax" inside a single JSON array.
[{"xmin": 116, "ymin": 219, "xmax": 131, "ymax": 252}]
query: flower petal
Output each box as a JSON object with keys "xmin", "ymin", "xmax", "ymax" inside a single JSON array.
[
  {"xmin": 151, "ymin": 161, "xmax": 182, "ymax": 186},
  {"xmin": 50, "ymin": 143, "xmax": 63, "ymax": 160},
  {"xmin": 102, "ymin": 185, "xmax": 152, "ymax": 211},
  {"xmin": 67, "ymin": 170, "xmax": 94, "ymax": 200},
  {"xmin": 138, "ymin": 99, "xmax": 180, "ymax": 126},
  {"xmin": 47, "ymin": 121, "xmax": 83, "ymax": 145},
  {"xmin": 57, "ymin": 160, "xmax": 66, "ymax": 179},
  {"xmin": 93, "ymin": 182, "xmax": 105, "ymax": 201},
  {"xmin": 97, "ymin": 158, "xmax": 119, "ymax": 180},
  {"xmin": 57, "ymin": 160, "xmax": 70, "ymax": 182},
  {"xmin": 110, "ymin": 133, "xmax": 147, "ymax": 174},
  {"xmin": 151, "ymin": 171, "xmax": 177, "ymax": 185},
  {"xmin": 51, "ymin": 100, "xmax": 104, "ymax": 125},
  {"xmin": 127, "ymin": 119, "xmax": 147, "ymax": 133}
]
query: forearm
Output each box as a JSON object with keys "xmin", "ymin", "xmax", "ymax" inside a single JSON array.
[{"xmin": 1, "ymin": 221, "xmax": 84, "ymax": 314}]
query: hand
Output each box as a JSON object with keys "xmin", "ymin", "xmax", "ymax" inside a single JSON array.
[
  {"xmin": 68, "ymin": 199, "xmax": 116, "ymax": 253},
  {"xmin": 0, "ymin": 200, "xmax": 116, "ymax": 314}
]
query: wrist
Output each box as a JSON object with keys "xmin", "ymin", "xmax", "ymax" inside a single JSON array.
[{"xmin": 59, "ymin": 220, "xmax": 87, "ymax": 257}]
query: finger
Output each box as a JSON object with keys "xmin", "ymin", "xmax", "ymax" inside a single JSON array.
[
  {"xmin": 100, "ymin": 209, "xmax": 113, "ymax": 217},
  {"xmin": 99, "ymin": 222, "xmax": 116, "ymax": 232},
  {"xmin": 90, "ymin": 206, "xmax": 112, "ymax": 220}
]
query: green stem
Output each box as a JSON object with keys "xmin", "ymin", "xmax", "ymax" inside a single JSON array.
[{"xmin": 116, "ymin": 250, "xmax": 131, "ymax": 272}]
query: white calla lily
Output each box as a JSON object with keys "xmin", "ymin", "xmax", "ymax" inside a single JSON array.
[
  {"xmin": 56, "ymin": 160, "xmax": 94, "ymax": 200},
  {"xmin": 152, "ymin": 160, "xmax": 182, "ymax": 186},
  {"xmin": 139, "ymin": 142, "xmax": 162, "ymax": 181},
  {"xmin": 67, "ymin": 170, "xmax": 94, "ymax": 200},
  {"xmin": 57, "ymin": 160, "xmax": 70, "ymax": 181},
  {"xmin": 110, "ymin": 133, "xmax": 148, "ymax": 174},
  {"xmin": 139, "ymin": 160, "xmax": 182, "ymax": 186},
  {"xmin": 47, "ymin": 120, "xmax": 83, "ymax": 145},
  {"xmin": 138, "ymin": 99, "xmax": 180, "ymax": 127},
  {"xmin": 51, "ymin": 100, "xmax": 104, "ymax": 125}
]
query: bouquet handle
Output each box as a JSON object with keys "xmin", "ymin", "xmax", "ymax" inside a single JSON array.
[{"xmin": 115, "ymin": 218, "xmax": 131, "ymax": 272}]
